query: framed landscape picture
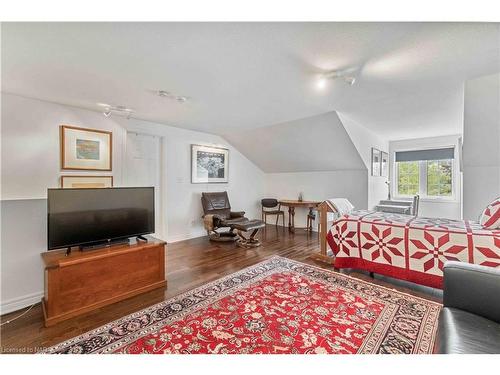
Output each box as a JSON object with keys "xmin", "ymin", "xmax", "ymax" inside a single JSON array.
[
  {"xmin": 191, "ymin": 144, "xmax": 229, "ymax": 183},
  {"xmin": 60, "ymin": 125, "xmax": 112, "ymax": 170},
  {"xmin": 380, "ymin": 151, "xmax": 389, "ymax": 177},
  {"xmin": 371, "ymin": 148, "xmax": 381, "ymax": 176},
  {"xmin": 60, "ymin": 175, "xmax": 113, "ymax": 188}
]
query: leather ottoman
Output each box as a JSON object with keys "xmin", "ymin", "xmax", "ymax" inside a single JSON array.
[{"xmin": 230, "ymin": 220, "xmax": 265, "ymax": 248}]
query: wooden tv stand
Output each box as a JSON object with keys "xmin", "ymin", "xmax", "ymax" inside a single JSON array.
[{"xmin": 41, "ymin": 237, "xmax": 167, "ymax": 327}]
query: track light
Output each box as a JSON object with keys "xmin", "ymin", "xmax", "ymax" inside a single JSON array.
[
  {"xmin": 175, "ymin": 96, "xmax": 189, "ymax": 103},
  {"xmin": 344, "ymin": 76, "xmax": 356, "ymax": 86},
  {"xmin": 316, "ymin": 69, "xmax": 357, "ymax": 89},
  {"xmin": 98, "ymin": 103, "xmax": 134, "ymax": 119},
  {"xmin": 157, "ymin": 90, "xmax": 190, "ymax": 103}
]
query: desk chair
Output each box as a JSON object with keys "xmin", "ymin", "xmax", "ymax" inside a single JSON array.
[{"xmin": 261, "ymin": 198, "xmax": 285, "ymax": 227}]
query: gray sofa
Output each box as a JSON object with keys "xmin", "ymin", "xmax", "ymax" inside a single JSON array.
[{"xmin": 435, "ymin": 261, "xmax": 500, "ymax": 354}]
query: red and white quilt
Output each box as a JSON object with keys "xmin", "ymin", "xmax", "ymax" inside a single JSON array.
[{"xmin": 326, "ymin": 210, "xmax": 500, "ymax": 289}]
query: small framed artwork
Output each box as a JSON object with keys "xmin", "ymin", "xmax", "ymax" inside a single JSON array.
[
  {"xmin": 380, "ymin": 151, "xmax": 389, "ymax": 177},
  {"xmin": 371, "ymin": 148, "xmax": 381, "ymax": 176},
  {"xmin": 60, "ymin": 175, "xmax": 113, "ymax": 188},
  {"xmin": 60, "ymin": 125, "xmax": 112, "ymax": 171},
  {"xmin": 191, "ymin": 144, "xmax": 229, "ymax": 183}
]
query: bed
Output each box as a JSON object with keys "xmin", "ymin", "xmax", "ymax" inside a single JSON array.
[{"xmin": 315, "ymin": 202, "xmax": 500, "ymax": 289}]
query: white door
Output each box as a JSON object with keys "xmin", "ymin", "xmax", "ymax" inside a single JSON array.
[{"xmin": 124, "ymin": 132, "xmax": 162, "ymax": 237}]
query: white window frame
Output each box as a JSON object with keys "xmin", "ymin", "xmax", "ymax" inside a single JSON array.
[
  {"xmin": 393, "ymin": 152, "xmax": 457, "ymax": 202},
  {"xmin": 395, "ymin": 160, "xmax": 420, "ymax": 197},
  {"xmin": 424, "ymin": 159, "xmax": 454, "ymax": 198}
]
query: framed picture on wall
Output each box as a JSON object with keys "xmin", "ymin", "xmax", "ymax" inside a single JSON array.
[
  {"xmin": 191, "ymin": 144, "xmax": 229, "ymax": 183},
  {"xmin": 60, "ymin": 125, "xmax": 112, "ymax": 170},
  {"xmin": 380, "ymin": 151, "xmax": 389, "ymax": 177},
  {"xmin": 60, "ymin": 175, "xmax": 113, "ymax": 188},
  {"xmin": 371, "ymin": 148, "xmax": 381, "ymax": 176}
]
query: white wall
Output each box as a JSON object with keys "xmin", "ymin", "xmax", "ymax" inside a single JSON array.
[
  {"xmin": 265, "ymin": 170, "xmax": 368, "ymax": 229},
  {"xmin": 1, "ymin": 93, "xmax": 127, "ymax": 313},
  {"xmin": 223, "ymin": 111, "xmax": 371, "ymax": 230},
  {"xmin": 121, "ymin": 119, "xmax": 266, "ymax": 242},
  {"xmin": 1, "ymin": 97, "xmax": 124, "ymax": 200},
  {"xmin": 339, "ymin": 113, "xmax": 389, "ymax": 210},
  {"xmin": 1, "ymin": 93, "xmax": 265, "ymax": 313},
  {"xmin": 389, "ymin": 135, "xmax": 463, "ymax": 219},
  {"xmin": 0, "ymin": 199, "xmax": 47, "ymax": 313},
  {"xmin": 463, "ymin": 73, "xmax": 500, "ymax": 221},
  {"xmin": 219, "ymin": 111, "xmax": 372, "ymax": 231}
]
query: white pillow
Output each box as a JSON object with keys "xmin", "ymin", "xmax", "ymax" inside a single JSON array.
[{"xmin": 479, "ymin": 197, "xmax": 500, "ymax": 229}]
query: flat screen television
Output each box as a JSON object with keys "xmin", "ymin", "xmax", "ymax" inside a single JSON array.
[{"xmin": 47, "ymin": 187, "xmax": 155, "ymax": 250}]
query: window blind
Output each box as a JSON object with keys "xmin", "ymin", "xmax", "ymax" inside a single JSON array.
[{"xmin": 395, "ymin": 147, "xmax": 454, "ymax": 162}]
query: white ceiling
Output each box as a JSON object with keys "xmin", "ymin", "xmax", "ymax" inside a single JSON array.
[
  {"xmin": 2, "ymin": 22, "xmax": 499, "ymax": 139},
  {"xmin": 225, "ymin": 111, "xmax": 365, "ymax": 173}
]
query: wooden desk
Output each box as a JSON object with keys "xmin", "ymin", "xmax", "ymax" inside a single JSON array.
[{"xmin": 279, "ymin": 200, "xmax": 321, "ymax": 233}]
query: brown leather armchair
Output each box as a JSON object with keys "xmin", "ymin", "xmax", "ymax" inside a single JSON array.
[{"xmin": 201, "ymin": 191, "xmax": 248, "ymax": 241}]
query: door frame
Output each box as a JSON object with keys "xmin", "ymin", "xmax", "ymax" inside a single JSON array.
[{"xmin": 122, "ymin": 130, "xmax": 166, "ymax": 240}]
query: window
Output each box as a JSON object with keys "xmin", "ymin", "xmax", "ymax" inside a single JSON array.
[
  {"xmin": 395, "ymin": 147, "xmax": 455, "ymax": 199},
  {"xmin": 426, "ymin": 160, "xmax": 452, "ymax": 197},
  {"xmin": 397, "ymin": 161, "xmax": 419, "ymax": 196}
]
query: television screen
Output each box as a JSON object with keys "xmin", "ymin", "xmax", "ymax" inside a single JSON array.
[{"xmin": 47, "ymin": 187, "xmax": 155, "ymax": 250}]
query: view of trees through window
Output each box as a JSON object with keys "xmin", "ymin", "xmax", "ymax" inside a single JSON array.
[
  {"xmin": 397, "ymin": 159, "xmax": 453, "ymax": 197},
  {"xmin": 397, "ymin": 161, "xmax": 419, "ymax": 195},
  {"xmin": 427, "ymin": 160, "xmax": 452, "ymax": 196}
]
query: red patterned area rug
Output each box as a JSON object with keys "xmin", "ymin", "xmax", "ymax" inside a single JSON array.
[{"xmin": 42, "ymin": 257, "xmax": 441, "ymax": 354}]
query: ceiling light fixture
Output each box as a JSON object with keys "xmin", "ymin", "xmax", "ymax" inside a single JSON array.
[
  {"xmin": 317, "ymin": 69, "xmax": 357, "ymax": 89},
  {"xmin": 98, "ymin": 104, "xmax": 134, "ymax": 119},
  {"xmin": 344, "ymin": 76, "xmax": 356, "ymax": 86},
  {"xmin": 157, "ymin": 90, "xmax": 190, "ymax": 103},
  {"xmin": 157, "ymin": 90, "xmax": 170, "ymax": 97},
  {"xmin": 316, "ymin": 77, "xmax": 328, "ymax": 90},
  {"xmin": 175, "ymin": 95, "xmax": 189, "ymax": 103}
]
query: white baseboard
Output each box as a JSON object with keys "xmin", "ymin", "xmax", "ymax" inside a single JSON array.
[
  {"xmin": 1, "ymin": 291, "xmax": 43, "ymax": 315},
  {"xmin": 167, "ymin": 230, "xmax": 206, "ymax": 243}
]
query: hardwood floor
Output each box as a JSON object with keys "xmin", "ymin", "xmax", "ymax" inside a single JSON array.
[{"xmin": 0, "ymin": 225, "xmax": 441, "ymax": 353}]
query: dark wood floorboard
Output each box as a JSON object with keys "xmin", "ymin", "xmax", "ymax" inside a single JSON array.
[{"xmin": 0, "ymin": 225, "xmax": 441, "ymax": 353}]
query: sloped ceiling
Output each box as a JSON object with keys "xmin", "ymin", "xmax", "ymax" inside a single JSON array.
[
  {"xmin": 223, "ymin": 111, "xmax": 365, "ymax": 173},
  {"xmin": 2, "ymin": 23, "xmax": 499, "ymax": 140}
]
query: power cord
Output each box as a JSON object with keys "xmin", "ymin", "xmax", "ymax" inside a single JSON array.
[{"xmin": 0, "ymin": 302, "xmax": 37, "ymax": 326}]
